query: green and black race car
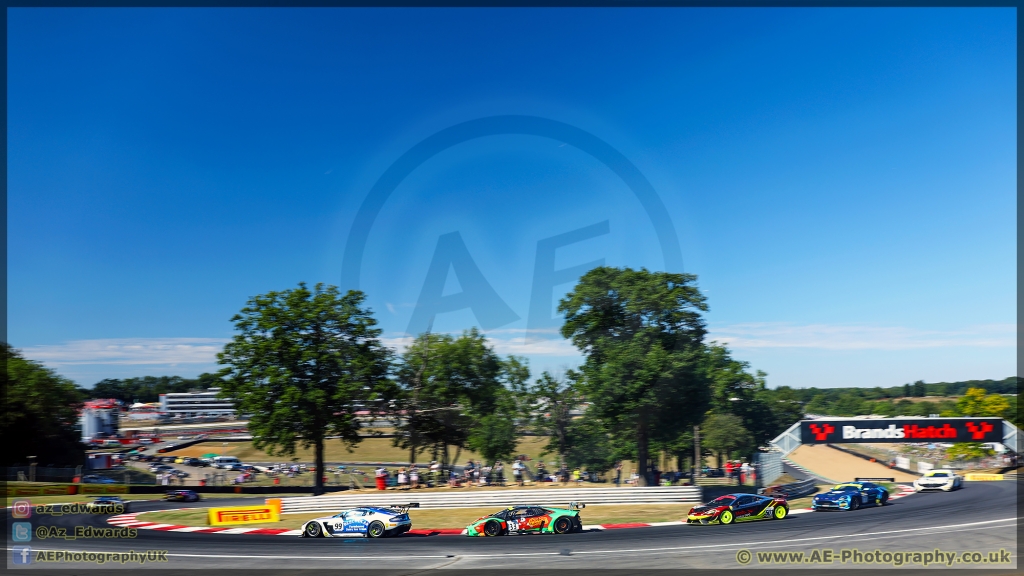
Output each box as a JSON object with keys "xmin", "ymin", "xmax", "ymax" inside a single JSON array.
[{"xmin": 465, "ymin": 503, "xmax": 585, "ymax": 536}]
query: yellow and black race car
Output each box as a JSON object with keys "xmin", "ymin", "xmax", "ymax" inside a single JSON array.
[{"xmin": 687, "ymin": 493, "xmax": 789, "ymax": 525}]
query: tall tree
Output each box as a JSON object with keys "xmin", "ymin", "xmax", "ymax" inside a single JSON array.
[
  {"xmin": 217, "ymin": 283, "xmax": 390, "ymax": 495},
  {"xmin": 700, "ymin": 413, "xmax": 754, "ymax": 463},
  {"xmin": 2, "ymin": 344, "xmax": 85, "ymax": 466},
  {"xmin": 530, "ymin": 371, "xmax": 581, "ymax": 466},
  {"xmin": 391, "ymin": 329, "xmax": 522, "ymax": 470},
  {"xmin": 560, "ymin": 267, "xmax": 711, "ymax": 486}
]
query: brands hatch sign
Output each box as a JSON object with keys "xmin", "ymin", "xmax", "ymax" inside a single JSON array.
[{"xmin": 800, "ymin": 418, "xmax": 1003, "ymax": 444}]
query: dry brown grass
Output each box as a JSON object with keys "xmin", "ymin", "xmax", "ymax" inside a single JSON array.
[{"xmin": 162, "ymin": 436, "xmax": 554, "ymax": 466}]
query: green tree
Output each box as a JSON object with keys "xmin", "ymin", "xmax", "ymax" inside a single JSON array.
[
  {"xmin": 957, "ymin": 387, "xmax": 1010, "ymax": 417},
  {"xmin": 700, "ymin": 413, "xmax": 754, "ymax": 463},
  {"xmin": 530, "ymin": 371, "xmax": 581, "ymax": 465},
  {"xmin": 912, "ymin": 380, "xmax": 927, "ymax": 397},
  {"xmin": 560, "ymin": 267, "xmax": 711, "ymax": 485},
  {"xmin": 392, "ymin": 329, "xmax": 522, "ymax": 470},
  {"xmin": 564, "ymin": 416, "xmax": 617, "ymax": 474},
  {"xmin": 2, "ymin": 344, "xmax": 86, "ymax": 466},
  {"xmin": 945, "ymin": 442, "xmax": 994, "ymax": 461},
  {"xmin": 217, "ymin": 283, "xmax": 391, "ymax": 495}
]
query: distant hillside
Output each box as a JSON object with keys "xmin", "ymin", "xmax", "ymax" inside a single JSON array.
[{"xmin": 772, "ymin": 377, "xmax": 1019, "ymax": 424}]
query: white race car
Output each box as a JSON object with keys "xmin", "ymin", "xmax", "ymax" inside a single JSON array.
[
  {"xmin": 300, "ymin": 503, "xmax": 418, "ymax": 538},
  {"xmin": 913, "ymin": 469, "xmax": 963, "ymax": 492}
]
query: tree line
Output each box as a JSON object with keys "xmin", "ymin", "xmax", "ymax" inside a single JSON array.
[
  {"xmin": 214, "ymin": 269, "xmax": 807, "ymax": 493},
  {"xmin": 6, "ymin": 267, "xmax": 1019, "ymax": 483}
]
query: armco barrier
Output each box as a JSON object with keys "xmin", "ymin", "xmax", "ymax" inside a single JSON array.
[{"xmin": 276, "ymin": 486, "xmax": 703, "ymax": 514}]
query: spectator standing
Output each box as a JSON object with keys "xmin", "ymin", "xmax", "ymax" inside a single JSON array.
[
  {"xmin": 410, "ymin": 465, "xmax": 419, "ymax": 489},
  {"xmin": 375, "ymin": 466, "xmax": 387, "ymax": 490},
  {"xmin": 429, "ymin": 461, "xmax": 439, "ymax": 487},
  {"xmin": 397, "ymin": 468, "xmax": 408, "ymax": 490},
  {"xmin": 536, "ymin": 461, "xmax": 548, "ymax": 482},
  {"xmin": 512, "ymin": 460, "xmax": 524, "ymax": 486},
  {"xmin": 572, "ymin": 467, "xmax": 581, "ymax": 486},
  {"xmin": 614, "ymin": 463, "xmax": 622, "ymax": 487}
]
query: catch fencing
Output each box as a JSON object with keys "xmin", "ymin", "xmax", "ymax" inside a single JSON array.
[{"xmin": 276, "ymin": 486, "xmax": 703, "ymax": 514}]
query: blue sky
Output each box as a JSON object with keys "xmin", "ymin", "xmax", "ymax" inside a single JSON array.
[{"xmin": 8, "ymin": 8, "xmax": 1016, "ymax": 388}]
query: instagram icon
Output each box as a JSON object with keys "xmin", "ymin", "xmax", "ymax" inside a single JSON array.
[{"xmin": 12, "ymin": 500, "xmax": 32, "ymax": 518}]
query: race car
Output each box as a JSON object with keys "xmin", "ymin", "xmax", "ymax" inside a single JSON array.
[
  {"xmin": 812, "ymin": 481, "xmax": 889, "ymax": 511},
  {"xmin": 465, "ymin": 502, "xmax": 585, "ymax": 536},
  {"xmin": 301, "ymin": 503, "xmax": 418, "ymax": 538},
  {"xmin": 686, "ymin": 493, "xmax": 789, "ymax": 525},
  {"xmin": 913, "ymin": 469, "xmax": 963, "ymax": 492},
  {"xmin": 86, "ymin": 496, "xmax": 130, "ymax": 513},
  {"xmin": 164, "ymin": 490, "xmax": 201, "ymax": 502}
]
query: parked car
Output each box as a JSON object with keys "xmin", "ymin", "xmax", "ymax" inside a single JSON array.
[
  {"xmin": 81, "ymin": 475, "xmax": 118, "ymax": 484},
  {"xmin": 150, "ymin": 464, "xmax": 174, "ymax": 473},
  {"xmin": 174, "ymin": 457, "xmax": 186, "ymax": 464},
  {"xmin": 138, "ymin": 438, "xmax": 154, "ymax": 445}
]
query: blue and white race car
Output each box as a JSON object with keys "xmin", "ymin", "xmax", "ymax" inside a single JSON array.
[{"xmin": 300, "ymin": 503, "xmax": 418, "ymax": 538}]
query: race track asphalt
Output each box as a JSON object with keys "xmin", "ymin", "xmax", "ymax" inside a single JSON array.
[{"xmin": 7, "ymin": 481, "xmax": 1018, "ymax": 572}]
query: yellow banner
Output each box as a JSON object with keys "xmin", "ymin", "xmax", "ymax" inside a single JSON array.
[
  {"xmin": 6, "ymin": 485, "xmax": 76, "ymax": 496},
  {"xmin": 207, "ymin": 505, "xmax": 280, "ymax": 526},
  {"xmin": 964, "ymin": 473, "xmax": 1004, "ymax": 481}
]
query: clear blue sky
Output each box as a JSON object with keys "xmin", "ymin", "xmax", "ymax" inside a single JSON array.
[{"xmin": 8, "ymin": 8, "xmax": 1016, "ymax": 388}]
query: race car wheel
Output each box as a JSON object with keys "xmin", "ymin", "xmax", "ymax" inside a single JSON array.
[
  {"xmin": 553, "ymin": 517, "xmax": 573, "ymax": 534},
  {"xmin": 848, "ymin": 499, "xmax": 860, "ymax": 511},
  {"xmin": 773, "ymin": 506, "xmax": 788, "ymax": 520},
  {"xmin": 367, "ymin": 521, "xmax": 386, "ymax": 538},
  {"xmin": 719, "ymin": 510, "xmax": 734, "ymax": 525},
  {"xmin": 483, "ymin": 520, "xmax": 503, "ymax": 537},
  {"xmin": 305, "ymin": 522, "xmax": 323, "ymax": 538},
  {"xmin": 879, "ymin": 492, "xmax": 889, "ymax": 505}
]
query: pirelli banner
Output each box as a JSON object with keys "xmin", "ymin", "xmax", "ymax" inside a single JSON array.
[
  {"xmin": 207, "ymin": 505, "xmax": 280, "ymax": 526},
  {"xmin": 801, "ymin": 418, "xmax": 1004, "ymax": 444}
]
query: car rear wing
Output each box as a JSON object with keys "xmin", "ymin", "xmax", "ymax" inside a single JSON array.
[
  {"xmin": 379, "ymin": 503, "xmax": 420, "ymax": 513},
  {"xmin": 568, "ymin": 501, "xmax": 585, "ymax": 510}
]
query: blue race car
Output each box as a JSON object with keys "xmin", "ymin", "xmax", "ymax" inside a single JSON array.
[{"xmin": 812, "ymin": 481, "xmax": 889, "ymax": 511}]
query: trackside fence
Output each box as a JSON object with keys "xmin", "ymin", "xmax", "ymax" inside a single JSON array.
[
  {"xmin": 275, "ymin": 486, "xmax": 704, "ymax": 514},
  {"xmin": 759, "ymin": 478, "xmax": 817, "ymax": 499}
]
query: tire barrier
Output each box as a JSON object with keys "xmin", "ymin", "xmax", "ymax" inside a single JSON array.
[{"xmin": 275, "ymin": 486, "xmax": 704, "ymax": 514}]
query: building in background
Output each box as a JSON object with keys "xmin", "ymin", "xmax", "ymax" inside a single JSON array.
[
  {"xmin": 159, "ymin": 388, "xmax": 236, "ymax": 419},
  {"xmin": 80, "ymin": 399, "xmax": 120, "ymax": 441}
]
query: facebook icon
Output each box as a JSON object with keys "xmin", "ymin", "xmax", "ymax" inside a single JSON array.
[{"xmin": 13, "ymin": 546, "xmax": 33, "ymax": 565}]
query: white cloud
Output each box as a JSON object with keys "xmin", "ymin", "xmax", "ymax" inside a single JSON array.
[
  {"xmin": 380, "ymin": 328, "xmax": 580, "ymax": 357},
  {"xmin": 21, "ymin": 338, "xmax": 230, "ymax": 366},
  {"xmin": 707, "ymin": 322, "xmax": 1016, "ymax": 351}
]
